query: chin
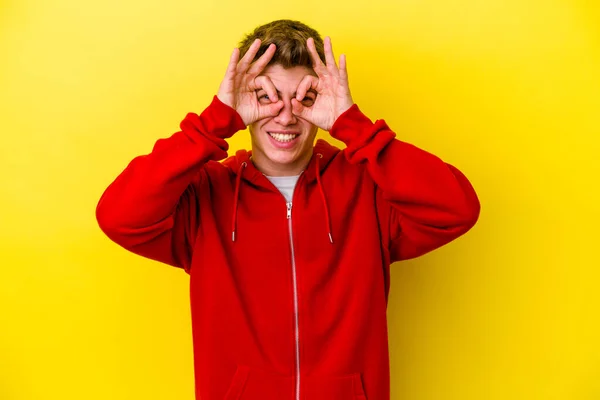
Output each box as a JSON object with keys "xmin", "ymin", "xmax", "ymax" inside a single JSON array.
[
  {"xmin": 250, "ymin": 127, "xmax": 316, "ymax": 172},
  {"xmin": 264, "ymin": 151, "xmax": 300, "ymax": 166}
]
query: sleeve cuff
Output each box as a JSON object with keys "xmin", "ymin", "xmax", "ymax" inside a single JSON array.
[
  {"xmin": 195, "ymin": 95, "xmax": 247, "ymax": 139},
  {"xmin": 329, "ymin": 104, "xmax": 375, "ymax": 145}
]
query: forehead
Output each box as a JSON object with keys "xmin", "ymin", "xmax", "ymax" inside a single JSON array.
[{"xmin": 257, "ymin": 64, "xmax": 316, "ymax": 90}]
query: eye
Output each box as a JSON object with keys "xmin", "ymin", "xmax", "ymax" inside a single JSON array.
[
  {"xmin": 257, "ymin": 93, "xmax": 271, "ymax": 103},
  {"xmin": 301, "ymin": 96, "xmax": 315, "ymax": 106}
]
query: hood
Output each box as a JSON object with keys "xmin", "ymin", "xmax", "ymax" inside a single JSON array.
[
  {"xmin": 223, "ymin": 139, "xmax": 340, "ymax": 186},
  {"xmin": 223, "ymin": 139, "xmax": 341, "ymax": 243}
]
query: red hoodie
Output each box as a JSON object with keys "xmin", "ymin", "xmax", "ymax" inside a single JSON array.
[{"xmin": 96, "ymin": 96, "xmax": 480, "ymax": 400}]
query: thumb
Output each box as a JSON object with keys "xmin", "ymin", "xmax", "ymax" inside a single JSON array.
[
  {"xmin": 258, "ymin": 100, "xmax": 284, "ymax": 119},
  {"xmin": 291, "ymin": 98, "xmax": 311, "ymax": 120}
]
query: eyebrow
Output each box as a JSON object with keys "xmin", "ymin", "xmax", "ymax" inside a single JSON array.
[{"xmin": 256, "ymin": 88, "xmax": 317, "ymax": 96}]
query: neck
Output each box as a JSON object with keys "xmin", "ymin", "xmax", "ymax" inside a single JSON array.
[{"xmin": 250, "ymin": 152, "xmax": 312, "ymax": 177}]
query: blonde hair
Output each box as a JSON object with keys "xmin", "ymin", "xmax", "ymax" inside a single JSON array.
[{"xmin": 238, "ymin": 19, "xmax": 326, "ymax": 68}]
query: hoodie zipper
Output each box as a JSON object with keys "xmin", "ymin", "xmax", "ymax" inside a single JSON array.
[{"xmin": 287, "ymin": 201, "xmax": 301, "ymax": 400}]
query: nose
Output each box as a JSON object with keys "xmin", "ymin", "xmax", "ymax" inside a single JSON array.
[{"xmin": 273, "ymin": 98, "xmax": 297, "ymax": 126}]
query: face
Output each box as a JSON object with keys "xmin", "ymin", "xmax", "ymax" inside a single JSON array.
[{"xmin": 249, "ymin": 64, "xmax": 319, "ymax": 177}]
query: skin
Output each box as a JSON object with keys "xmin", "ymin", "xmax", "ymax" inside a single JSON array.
[
  {"xmin": 248, "ymin": 64, "xmax": 319, "ymax": 176},
  {"xmin": 217, "ymin": 36, "xmax": 353, "ymax": 176}
]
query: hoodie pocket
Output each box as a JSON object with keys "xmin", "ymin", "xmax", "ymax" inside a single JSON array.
[
  {"xmin": 223, "ymin": 365, "xmax": 250, "ymax": 400},
  {"xmin": 304, "ymin": 372, "xmax": 367, "ymax": 400},
  {"xmin": 223, "ymin": 365, "xmax": 294, "ymax": 400},
  {"xmin": 223, "ymin": 365, "xmax": 367, "ymax": 400}
]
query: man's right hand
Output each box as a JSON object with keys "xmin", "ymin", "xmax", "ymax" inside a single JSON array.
[{"xmin": 217, "ymin": 39, "xmax": 283, "ymax": 127}]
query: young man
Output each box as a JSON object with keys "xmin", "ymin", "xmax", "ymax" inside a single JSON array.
[{"xmin": 96, "ymin": 19, "xmax": 480, "ymax": 400}]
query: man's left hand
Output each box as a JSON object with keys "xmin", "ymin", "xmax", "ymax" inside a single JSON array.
[{"xmin": 291, "ymin": 36, "xmax": 354, "ymax": 132}]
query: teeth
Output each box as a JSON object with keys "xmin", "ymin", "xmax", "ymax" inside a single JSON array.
[{"xmin": 269, "ymin": 132, "xmax": 297, "ymax": 142}]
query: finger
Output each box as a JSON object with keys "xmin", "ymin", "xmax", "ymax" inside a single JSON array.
[
  {"xmin": 323, "ymin": 36, "xmax": 338, "ymax": 71},
  {"xmin": 258, "ymin": 100, "xmax": 284, "ymax": 119},
  {"xmin": 238, "ymin": 38, "xmax": 261, "ymax": 72},
  {"xmin": 248, "ymin": 43, "xmax": 276, "ymax": 76},
  {"xmin": 225, "ymin": 48, "xmax": 240, "ymax": 78},
  {"xmin": 339, "ymin": 53, "xmax": 348, "ymax": 83},
  {"xmin": 307, "ymin": 37, "xmax": 325, "ymax": 71},
  {"xmin": 291, "ymin": 98, "xmax": 310, "ymax": 119},
  {"xmin": 295, "ymin": 75, "xmax": 318, "ymax": 101},
  {"xmin": 254, "ymin": 75, "xmax": 279, "ymax": 102},
  {"xmin": 291, "ymin": 98, "xmax": 315, "ymax": 125}
]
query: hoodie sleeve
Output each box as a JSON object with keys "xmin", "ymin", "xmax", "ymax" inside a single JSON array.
[
  {"xmin": 95, "ymin": 96, "xmax": 246, "ymax": 272},
  {"xmin": 329, "ymin": 104, "xmax": 480, "ymax": 262}
]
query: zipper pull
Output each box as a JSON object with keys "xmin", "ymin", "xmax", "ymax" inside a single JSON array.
[{"xmin": 287, "ymin": 202, "xmax": 292, "ymax": 219}]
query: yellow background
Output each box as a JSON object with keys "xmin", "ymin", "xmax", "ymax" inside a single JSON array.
[{"xmin": 1, "ymin": 0, "xmax": 599, "ymax": 399}]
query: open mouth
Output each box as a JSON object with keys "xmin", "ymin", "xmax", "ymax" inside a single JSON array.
[{"xmin": 268, "ymin": 132, "xmax": 300, "ymax": 143}]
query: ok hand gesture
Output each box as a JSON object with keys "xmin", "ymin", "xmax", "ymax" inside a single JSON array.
[
  {"xmin": 217, "ymin": 39, "xmax": 284, "ymax": 126},
  {"xmin": 291, "ymin": 37, "xmax": 354, "ymax": 132}
]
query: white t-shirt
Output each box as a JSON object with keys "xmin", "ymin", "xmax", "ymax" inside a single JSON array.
[{"xmin": 265, "ymin": 174, "xmax": 301, "ymax": 203}]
